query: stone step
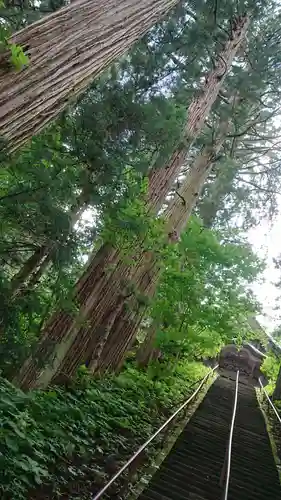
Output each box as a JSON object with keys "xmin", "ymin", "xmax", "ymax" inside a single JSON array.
[{"xmin": 138, "ymin": 375, "xmax": 281, "ymax": 500}]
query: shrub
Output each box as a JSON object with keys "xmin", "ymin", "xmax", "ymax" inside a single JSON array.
[{"xmin": 0, "ymin": 361, "xmax": 208, "ymax": 499}]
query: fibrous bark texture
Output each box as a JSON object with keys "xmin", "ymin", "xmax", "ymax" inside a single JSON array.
[
  {"xmin": 165, "ymin": 98, "xmax": 239, "ymax": 235},
  {"xmin": 15, "ymin": 16, "xmax": 249, "ymax": 389},
  {"xmin": 0, "ymin": 0, "xmax": 179, "ymax": 152},
  {"xmin": 92, "ymin": 95, "xmax": 240, "ymax": 372},
  {"xmin": 148, "ymin": 15, "xmax": 249, "ymax": 212}
]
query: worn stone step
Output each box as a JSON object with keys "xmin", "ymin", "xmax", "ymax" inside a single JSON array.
[{"xmin": 138, "ymin": 375, "xmax": 280, "ymax": 500}]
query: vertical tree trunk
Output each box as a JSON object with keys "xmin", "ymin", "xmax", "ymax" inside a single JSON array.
[
  {"xmin": 0, "ymin": 0, "xmax": 179, "ymax": 152},
  {"xmin": 14, "ymin": 243, "xmax": 123, "ymax": 388},
  {"xmin": 198, "ymin": 164, "xmax": 238, "ymax": 228},
  {"xmin": 98, "ymin": 305, "xmax": 146, "ymax": 372},
  {"xmin": 93, "ymin": 259, "xmax": 161, "ymax": 373},
  {"xmin": 9, "ymin": 244, "xmax": 50, "ymax": 298},
  {"xmin": 164, "ymin": 105, "xmax": 238, "ymax": 235},
  {"xmin": 56, "ymin": 253, "xmax": 160, "ymax": 377},
  {"xmin": 15, "ymin": 16, "xmax": 249, "ymax": 389},
  {"xmin": 87, "ymin": 300, "xmax": 124, "ymax": 373},
  {"xmin": 90, "ymin": 96, "xmax": 240, "ymax": 372},
  {"xmin": 136, "ymin": 320, "xmax": 159, "ymax": 367},
  {"xmin": 273, "ymin": 364, "xmax": 281, "ymax": 401},
  {"xmin": 148, "ymin": 15, "xmax": 249, "ymax": 212}
]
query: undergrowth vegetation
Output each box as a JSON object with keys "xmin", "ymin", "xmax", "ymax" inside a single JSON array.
[
  {"xmin": 261, "ymin": 356, "xmax": 280, "ymax": 395},
  {"xmin": 1, "ymin": 0, "xmax": 281, "ymax": 498},
  {"xmin": 0, "ymin": 361, "xmax": 209, "ymax": 499}
]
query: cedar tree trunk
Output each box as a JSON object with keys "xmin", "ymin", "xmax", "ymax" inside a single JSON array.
[
  {"xmin": 90, "ymin": 95, "xmax": 240, "ymax": 372},
  {"xmin": 15, "ymin": 15, "xmax": 249, "ymax": 389},
  {"xmin": 0, "ymin": 0, "xmax": 179, "ymax": 152}
]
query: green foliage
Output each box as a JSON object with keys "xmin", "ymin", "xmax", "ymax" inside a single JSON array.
[
  {"xmin": 0, "ymin": 0, "xmax": 279, "ymax": 497},
  {"xmin": 148, "ymin": 217, "xmax": 263, "ymax": 361},
  {"xmin": 0, "ymin": 16, "xmax": 29, "ymax": 72},
  {"xmin": 0, "ymin": 0, "xmax": 275, "ymax": 376},
  {"xmin": 0, "ymin": 361, "xmax": 208, "ymax": 499},
  {"xmin": 0, "ymin": 0, "xmax": 198, "ymax": 363},
  {"xmin": 261, "ymin": 355, "xmax": 280, "ymax": 395},
  {"xmin": 8, "ymin": 42, "xmax": 29, "ymax": 71},
  {"xmin": 102, "ymin": 190, "xmax": 166, "ymax": 259},
  {"xmin": 0, "ymin": 0, "xmax": 69, "ymax": 33}
]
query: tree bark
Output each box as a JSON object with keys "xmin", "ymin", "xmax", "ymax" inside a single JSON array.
[
  {"xmin": 9, "ymin": 243, "xmax": 50, "ymax": 299},
  {"xmin": 13, "ymin": 243, "xmax": 122, "ymax": 388},
  {"xmin": 89, "ymin": 96, "xmax": 240, "ymax": 372},
  {"xmin": 86, "ymin": 300, "xmax": 124, "ymax": 373},
  {"xmin": 198, "ymin": 164, "xmax": 238, "ymax": 228},
  {"xmin": 98, "ymin": 305, "xmax": 146, "ymax": 372},
  {"xmin": 148, "ymin": 15, "xmax": 249, "ymax": 212},
  {"xmin": 0, "ymin": 0, "xmax": 179, "ymax": 152},
  {"xmin": 136, "ymin": 320, "xmax": 159, "ymax": 367},
  {"xmin": 15, "ymin": 16, "xmax": 249, "ymax": 389},
  {"xmin": 164, "ymin": 105, "xmax": 238, "ymax": 235},
  {"xmin": 55, "ymin": 251, "xmax": 160, "ymax": 378}
]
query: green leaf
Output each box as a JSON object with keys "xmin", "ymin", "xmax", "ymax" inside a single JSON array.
[
  {"xmin": 4, "ymin": 435, "xmax": 19, "ymax": 452},
  {"xmin": 7, "ymin": 421, "xmax": 26, "ymax": 439}
]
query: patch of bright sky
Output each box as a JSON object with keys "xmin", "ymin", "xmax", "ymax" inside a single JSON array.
[{"xmin": 247, "ymin": 199, "xmax": 281, "ymax": 332}]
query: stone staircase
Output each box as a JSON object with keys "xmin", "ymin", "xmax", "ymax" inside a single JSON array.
[{"xmin": 138, "ymin": 376, "xmax": 280, "ymax": 500}]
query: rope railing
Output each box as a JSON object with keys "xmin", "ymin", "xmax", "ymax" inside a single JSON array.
[
  {"xmin": 92, "ymin": 364, "xmax": 218, "ymax": 500},
  {"xmin": 222, "ymin": 370, "xmax": 240, "ymax": 500},
  {"xmin": 258, "ymin": 377, "xmax": 281, "ymax": 424}
]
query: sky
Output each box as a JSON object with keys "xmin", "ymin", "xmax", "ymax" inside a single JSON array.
[{"xmin": 248, "ymin": 202, "xmax": 281, "ymax": 332}]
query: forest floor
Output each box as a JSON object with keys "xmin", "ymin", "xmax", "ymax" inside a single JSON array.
[{"xmin": 1, "ymin": 361, "xmax": 211, "ymax": 500}]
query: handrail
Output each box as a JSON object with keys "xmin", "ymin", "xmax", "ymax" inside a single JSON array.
[
  {"xmin": 92, "ymin": 365, "xmax": 218, "ymax": 500},
  {"xmin": 222, "ymin": 370, "xmax": 239, "ymax": 500},
  {"xmin": 258, "ymin": 377, "xmax": 281, "ymax": 424}
]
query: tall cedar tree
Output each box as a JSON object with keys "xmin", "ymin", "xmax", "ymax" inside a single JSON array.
[
  {"xmin": 14, "ymin": 15, "xmax": 249, "ymax": 389},
  {"xmin": 97, "ymin": 17, "xmax": 281, "ymax": 372},
  {"xmin": 72, "ymin": 8, "xmax": 281, "ymax": 374},
  {"xmin": 0, "ymin": 0, "xmax": 179, "ymax": 152},
  {"xmin": 0, "ymin": 2, "xmax": 202, "ymax": 368},
  {"xmin": 90, "ymin": 97, "xmax": 241, "ymax": 373},
  {"xmin": 197, "ymin": 8, "xmax": 281, "ymax": 228},
  {"xmin": 1, "ymin": 1, "xmax": 205, "ymax": 303}
]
